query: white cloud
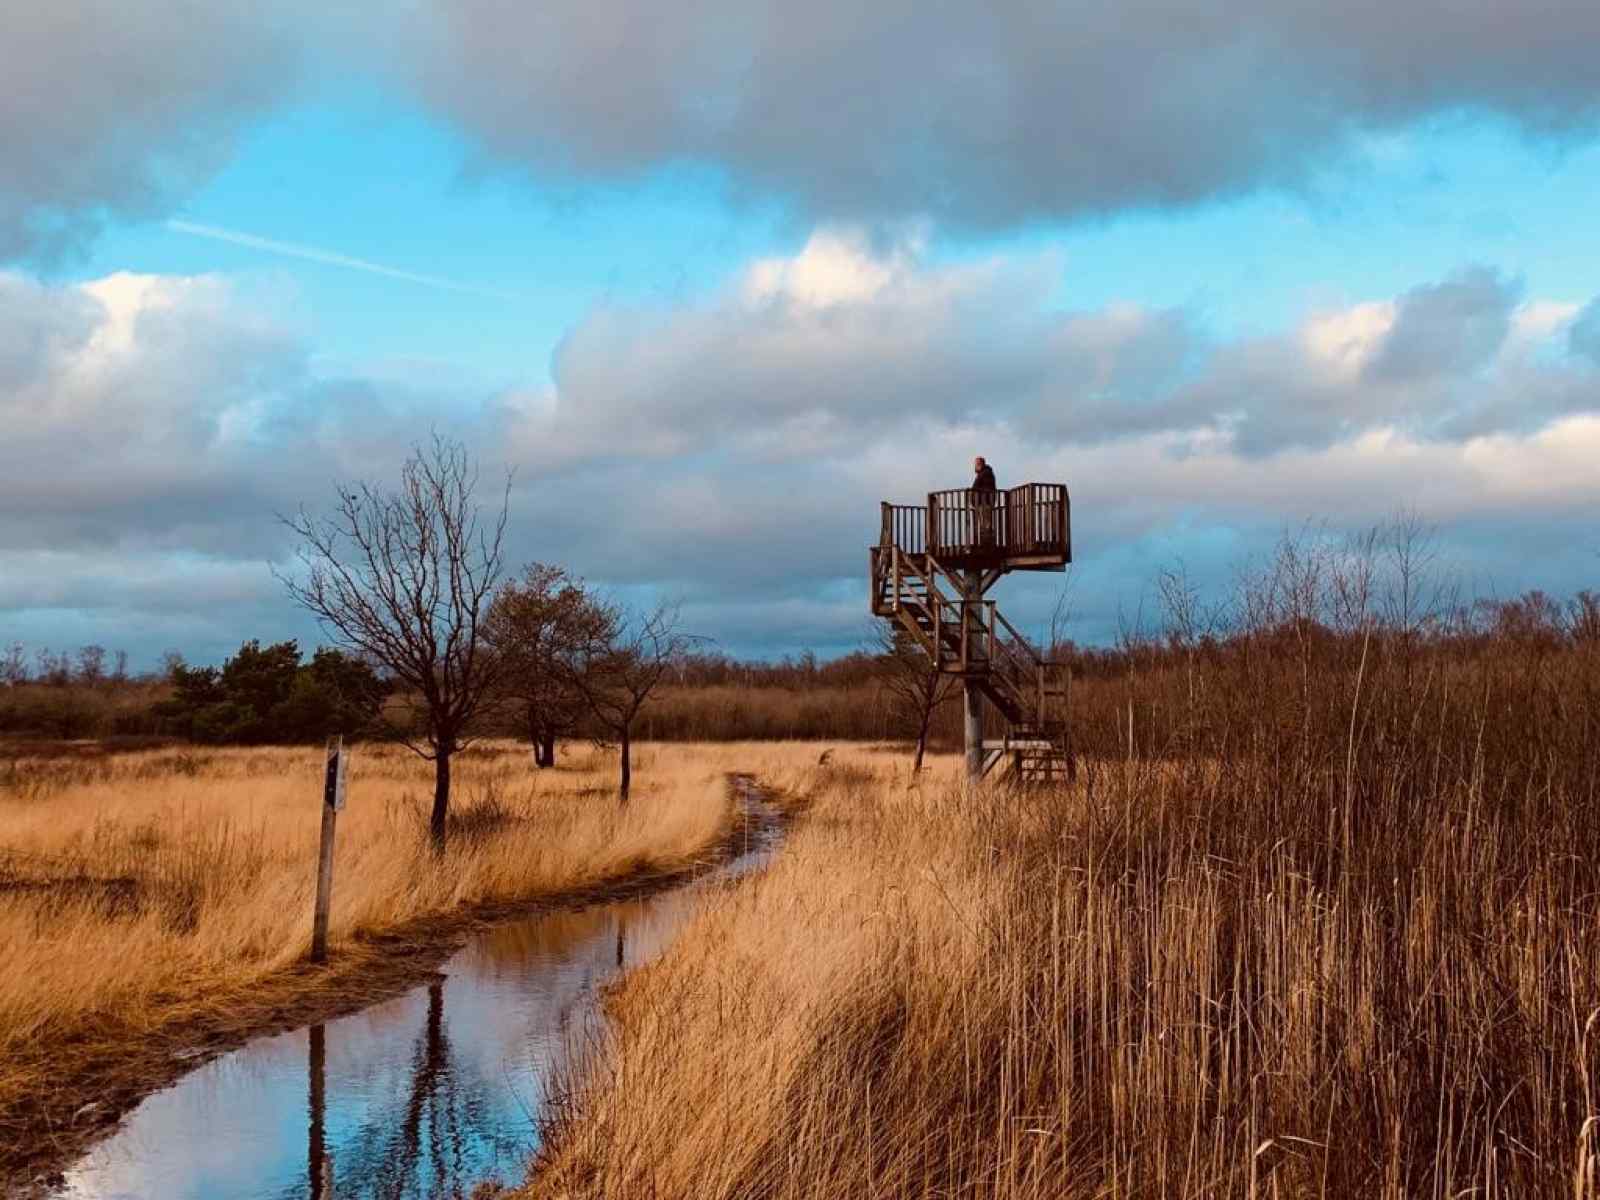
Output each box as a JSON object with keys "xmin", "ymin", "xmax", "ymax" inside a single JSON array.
[
  {"xmin": 2, "ymin": 247, "xmax": 1598, "ymax": 663},
  {"xmin": 1300, "ymin": 301, "xmax": 1396, "ymax": 378}
]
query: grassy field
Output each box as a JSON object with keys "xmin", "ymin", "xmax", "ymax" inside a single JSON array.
[
  {"xmin": 0, "ymin": 738, "xmax": 817, "ymax": 1175},
  {"xmin": 521, "ymin": 648, "xmax": 1600, "ymax": 1198},
  {"xmin": 6, "ymin": 609, "xmax": 1598, "ymax": 1197}
]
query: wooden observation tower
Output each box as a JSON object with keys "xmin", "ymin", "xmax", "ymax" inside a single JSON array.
[{"xmin": 870, "ymin": 483, "xmax": 1073, "ymax": 785}]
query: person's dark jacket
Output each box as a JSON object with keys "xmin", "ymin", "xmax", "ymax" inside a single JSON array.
[{"xmin": 973, "ymin": 463, "xmax": 998, "ymax": 492}]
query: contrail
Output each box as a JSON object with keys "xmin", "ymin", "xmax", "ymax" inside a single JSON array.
[{"xmin": 166, "ymin": 219, "xmax": 518, "ymax": 301}]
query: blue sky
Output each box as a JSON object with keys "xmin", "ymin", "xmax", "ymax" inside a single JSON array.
[{"xmin": 4, "ymin": 1, "xmax": 1600, "ymax": 668}]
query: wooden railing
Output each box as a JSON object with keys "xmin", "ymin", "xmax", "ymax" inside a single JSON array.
[
  {"xmin": 879, "ymin": 503, "xmax": 927, "ymax": 555},
  {"xmin": 878, "ymin": 483, "xmax": 1069, "ymax": 562}
]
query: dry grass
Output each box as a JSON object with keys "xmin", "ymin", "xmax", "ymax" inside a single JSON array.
[
  {"xmin": 527, "ymin": 697, "xmax": 1600, "ymax": 1197},
  {"xmin": 0, "ymin": 739, "xmax": 817, "ymax": 1163}
]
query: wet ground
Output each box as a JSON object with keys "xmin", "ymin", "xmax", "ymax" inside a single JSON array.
[{"xmin": 48, "ymin": 786, "xmax": 780, "ymax": 1200}]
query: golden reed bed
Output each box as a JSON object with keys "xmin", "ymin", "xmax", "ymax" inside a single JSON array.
[{"xmin": 521, "ymin": 742, "xmax": 1600, "ymax": 1200}]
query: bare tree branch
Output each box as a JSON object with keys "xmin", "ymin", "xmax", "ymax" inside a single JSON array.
[{"xmin": 275, "ymin": 433, "xmax": 510, "ymax": 850}]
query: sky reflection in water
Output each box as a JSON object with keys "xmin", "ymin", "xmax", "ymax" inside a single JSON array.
[{"xmin": 56, "ymin": 816, "xmax": 776, "ymax": 1200}]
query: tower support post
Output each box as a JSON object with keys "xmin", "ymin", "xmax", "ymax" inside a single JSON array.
[
  {"xmin": 962, "ymin": 569, "xmax": 984, "ymax": 786},
  {"xmin": 964, "ymin": 677, "xmax": 984, "ymax": 785}
]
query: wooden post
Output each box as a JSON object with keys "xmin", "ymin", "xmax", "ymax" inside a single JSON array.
[
  {"xmin": 926, "ymin": 493, "xmax": 940, "ymax": 559},
  {"xmin": 311, "ymin": 736, "xmax": 347, "ymax": 964},
  {"xmin": 962, "ymin": 570, "xmax": 984, "ymax": 787}
]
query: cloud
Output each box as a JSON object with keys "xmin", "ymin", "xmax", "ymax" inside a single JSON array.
[
  {"xmin": 510, "ymin": 239, "xmax": 1596, "ymax": 462},
  {"xmin": 1571, "ymin": 299, "xmax": 1600, "ymax": 365},
  {"xmin": 1365, "ymin": 268, "xmax": 1519, "ymax": 383},
  {"xmin": 3, "ymin": 246, "xmax": 1599, "ymax": 665},
  {"xmin": 0, "ymin": 1, "xmax": 312, "ymax": 262},
  {"xmin": 399, "ymin": 0, "xmax": 1600, "ymax": 228},
  {"xmin": 10, "ymin": 1, "xmax": 1600, "ymax": 257}
]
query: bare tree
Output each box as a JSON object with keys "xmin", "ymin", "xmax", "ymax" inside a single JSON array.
[
  {"xmin": 1570, "ymin": 590, "xmax": 1600, "ymax": 646},
  {"xmin": 568, "ymin": 601, "xmax": 695, "ymax": 804},
  {"xmin": 483, "ymin": 563, "xmax": 608, "ymax": 768},
  {"xmin": 0, "ymin": 642, "xmax": 26, "ymax": 687},
  {"xmin": 34, "ymin": 647, "xmax": 70, "ymax": 687},
  {"xmin": 76, "ymin": 644, "xmax": 107, "ymax": 687},
  {"xmin": 1330, "ymin": 526, "xmax": 1381, "ymax": 640},
  {"xmin": 1156, "ymin": 559, "xmax": 1221, "ymax": 723},
  {"xmin": 280, "ymin": 435, "xmax": 510, "ymax": 851},
  {"xmin": 870, "ymin": 620, "xmax": 958, "ymax": 774},
  {"xmin": 1380, "ymin": 509, "xmax": 1448, "ymax": 689}
]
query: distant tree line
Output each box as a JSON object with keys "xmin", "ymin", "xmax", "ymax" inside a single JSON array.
[{"xmin": 152, "ymin": 641, "xmax": 388, "ymax": 744}]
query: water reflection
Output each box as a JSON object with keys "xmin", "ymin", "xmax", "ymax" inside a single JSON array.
[
  {"xmin": 56, "ymin": 802, "xmax": 778, "ymax": 1200},
  {"xmin": 307, "ymin": 1024, "xmax": 330, "ymax": 1200}
]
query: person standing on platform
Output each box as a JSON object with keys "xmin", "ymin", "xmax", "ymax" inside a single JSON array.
[{"xmin": 972, "ymin": 456, "xmax": 998, "ymax": 546}]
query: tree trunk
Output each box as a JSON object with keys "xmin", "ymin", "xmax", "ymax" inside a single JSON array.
[
  {"xmin": 913, "ymin": 704, "xmax": 931, "ymax": 774},
  {"xmin": 431, "ymin": 749, "xmax": 451, "ymax": 853},
  {"xmin": 527, "ymin": 709, "xmax": 546, "ymax": 767},
  {"xmin": 618, "ymin": 724, "xmax": 632, "ymax": 806},
  {"xmin": 538, "ymin": 729, "xmax": 556, "ymax": 769}
]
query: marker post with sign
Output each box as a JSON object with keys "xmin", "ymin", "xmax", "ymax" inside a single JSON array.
[{"xmin": 311, "ymin": 735, "xmax": 348, "ymax": 964}]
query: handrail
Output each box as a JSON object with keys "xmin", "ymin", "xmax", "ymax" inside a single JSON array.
[
  {"xmin": 875, "ymin": 482, "xmax": 1069, "ymax": 563},
  {"xmin": 989, "ymin": 605, "xmax": 1043, "ymax": 667}
]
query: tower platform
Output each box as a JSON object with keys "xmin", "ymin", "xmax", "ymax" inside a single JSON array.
[
  {"xmin": 869, "ymin": 481, "xmax": 1074, "ymax": 786},
  {"xmin": 876, "ymin": 482, "xmax": 1069, "ymax": 574}
]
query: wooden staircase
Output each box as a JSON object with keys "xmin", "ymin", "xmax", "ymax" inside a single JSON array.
[{"xmin": 871, "ymin": 544, "xmax": 1073, "ymax": 784}]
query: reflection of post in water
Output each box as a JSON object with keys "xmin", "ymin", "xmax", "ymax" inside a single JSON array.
[{"xmin": 308, "ymin": 1023, "xmax": 333, "ymax": 1199}]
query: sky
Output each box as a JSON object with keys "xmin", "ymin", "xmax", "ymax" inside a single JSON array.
[{"xmin": 3, "ymin": 0, "xmax": 1599, "ymax": 669}]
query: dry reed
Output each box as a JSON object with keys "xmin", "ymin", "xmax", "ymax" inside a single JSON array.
[{"xmin": 527, "ymin": 642, "xmax": 1600, "ymax": 1199}]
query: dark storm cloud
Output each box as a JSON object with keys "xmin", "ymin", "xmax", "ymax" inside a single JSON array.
[
  {"xmin": 0, "ymin": 0, "xmax": 304, "ymax": 261},
  {"xmin": 9, "ymin": 1, "xmax": 1600, "ymax": 258},
  {"xmin": 403, "ymin": 0, "xmax": 1600, "ymax": 227}
]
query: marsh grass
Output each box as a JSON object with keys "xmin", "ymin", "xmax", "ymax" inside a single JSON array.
[{"xmin": 527, "ymin": 638, "xmax": 1600, "ymax": 1199}]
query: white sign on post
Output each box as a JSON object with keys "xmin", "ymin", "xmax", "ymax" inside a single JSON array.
[{"xmin": 324, "ymin": 737, "xmax": 348, "ymax": 811}]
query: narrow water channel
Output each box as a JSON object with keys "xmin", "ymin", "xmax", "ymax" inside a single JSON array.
[{"xmin": 51, "ymin": 786, "xmax": 780, "ymax": 1200}]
